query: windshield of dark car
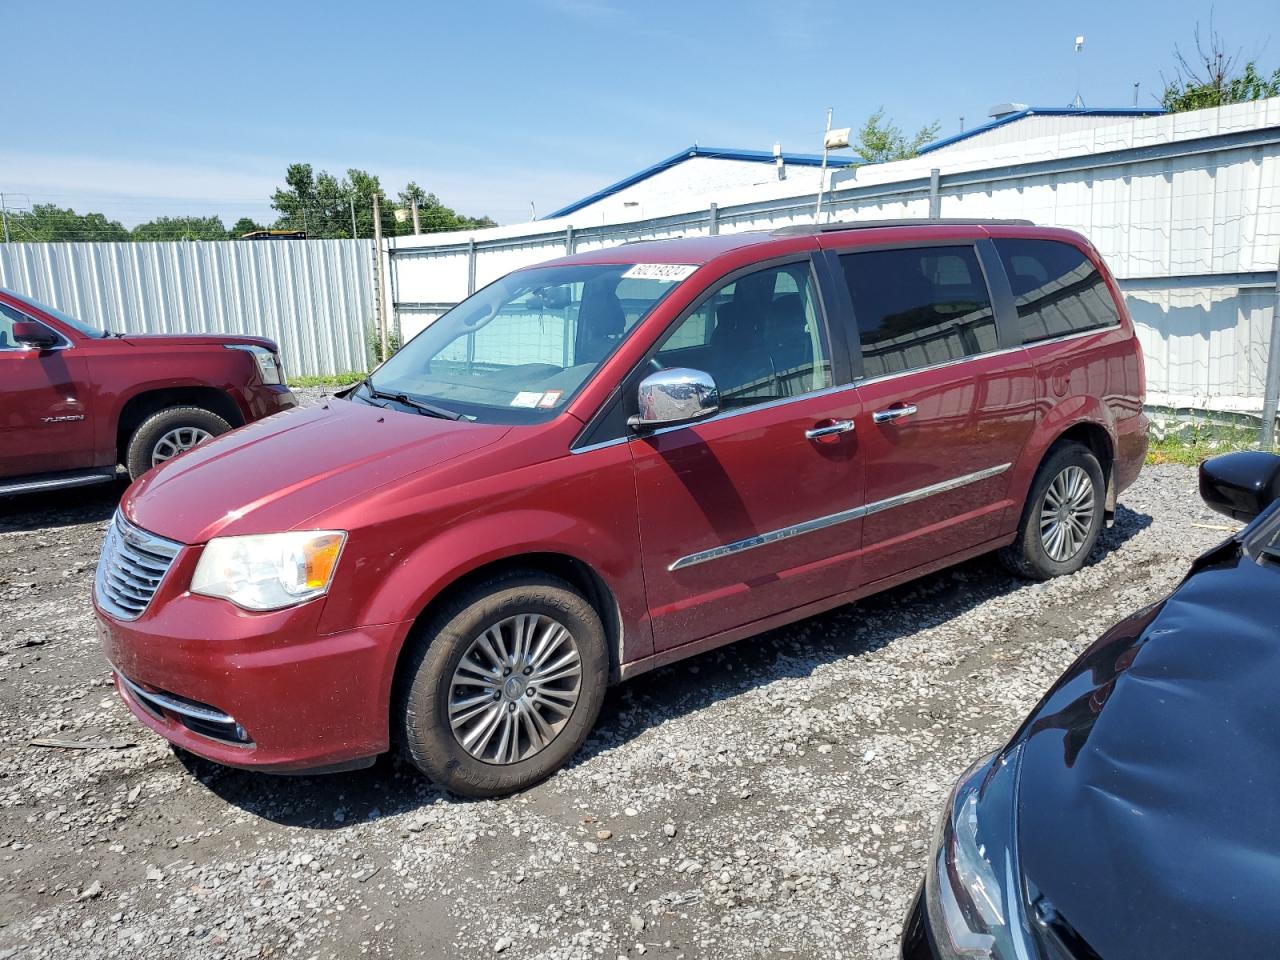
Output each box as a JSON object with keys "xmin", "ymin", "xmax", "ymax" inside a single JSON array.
[
  {"xmin": 364, "ymin": 262, "xmax": 693, "ymax": 423},
  {"xmin": 1245, "ymin": 501, "xmax": 1280, "ymax": 563},
  {"xmin": 1, "ymin": 287, "xmax": 108, "ymax": 338}
]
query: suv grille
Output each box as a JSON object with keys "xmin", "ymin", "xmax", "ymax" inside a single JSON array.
[{"xmin": 95, "ymin": 512, "xmax": 182, "ymax": 620}]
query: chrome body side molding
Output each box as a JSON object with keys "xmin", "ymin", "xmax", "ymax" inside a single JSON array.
[{"xmin": 668, "ymin": 463, "xmax": 1011, "ymax": 571}]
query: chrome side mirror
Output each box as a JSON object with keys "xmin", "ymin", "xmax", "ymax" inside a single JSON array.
[
  {"xmin": 1199, "ymin": 451, "xmax": 1280, "ymax": 522},
  {"xmin": 628, "ymin": 367, "xmax": 719, "ymax": 432}
]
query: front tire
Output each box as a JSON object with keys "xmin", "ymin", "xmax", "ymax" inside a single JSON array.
[
  {"xmin": 999, "ymin": 441, "xmax": 1105, "ymax": 580},
  {"xmin": 396, "ymin": 571, "xmax": 608, "ymax": 798},
  {"xmin": 125, "ymin": 406, "xmax": 231, "ymax": 480}
]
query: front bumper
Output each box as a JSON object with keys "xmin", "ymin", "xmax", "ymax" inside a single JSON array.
[
  {"xmin": 96, "ymin": 589, "xmax": 404, "ymax": 773},
  {"xmin": 243, "ymin": 383, "xmax": 297, "ymax": 422},
  {"xmin": 901, "ymin": 885, "xmax": 940, "ymax": 959}
]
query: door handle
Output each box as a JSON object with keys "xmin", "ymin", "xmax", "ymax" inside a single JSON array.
[
  {"xmin": 805, "ymin": 419, "xmax": 856, "ymax": 440},
  {"xmin": 872, "ymin": 403, "xmax": 918, "ymax": 424}
]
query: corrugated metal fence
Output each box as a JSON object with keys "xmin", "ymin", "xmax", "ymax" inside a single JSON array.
[{"xmin": 0, "ymin": 239, "xmax": 374, "ymax": 377}]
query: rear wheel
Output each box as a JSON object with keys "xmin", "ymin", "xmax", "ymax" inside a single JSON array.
[
  {"xmin": 396, "ymin": 571, "xmax": 608, "ymax": 798},
  {"xmin": 125, "ymin": 406, "xmax": 231, "ymax": 480},
  {"xmin": 999, "ymin": 442, "xmax": 1105, "ymax": 580}
]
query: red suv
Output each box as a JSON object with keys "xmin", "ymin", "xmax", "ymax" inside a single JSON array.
[
  {"xmin": 94, "ymin": 220, "xmax": 1147, "ymax": 796},
  {"xmin": 2, "ymin": 287, "xmax": 296, "ymax": 494}
]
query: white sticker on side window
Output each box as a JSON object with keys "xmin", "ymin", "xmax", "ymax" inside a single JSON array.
[
  {"xmin": 510, "ymin": 392, "xmax": 542, "ymax": 408},
  {"xmin": 621, "ymin": 263, "xmax": 697, "ymax": 282}
]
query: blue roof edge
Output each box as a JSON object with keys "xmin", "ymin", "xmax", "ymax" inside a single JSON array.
[
  {"xmin": 918, "ymin": 106, "xmax": 1168, "ymax": 155},
  {"xmin": 544, "ymin": 145, "xmax": 862, "ymax": 220}
]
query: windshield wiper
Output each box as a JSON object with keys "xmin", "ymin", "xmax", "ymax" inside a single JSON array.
[{"xmin": 356, "ymin": 378, "xmax": 462, "ymax": 420}]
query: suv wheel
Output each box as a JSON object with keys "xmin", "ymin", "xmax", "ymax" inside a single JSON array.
[
  {"xmin": 999, "ymin": 441, "xmax": 1105, "ymax": 580},
  {"xmin": 125, "ymin": 406, "xmax": 231, "ymax": 480},
  {"xmin": 397, "ymin": 571, "xmax": 608, "ymax": 798}
]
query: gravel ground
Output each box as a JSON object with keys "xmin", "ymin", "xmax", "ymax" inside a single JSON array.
[{"xmin": 0, "ymin": 454, "xmax": 1226, "ymax": 960}]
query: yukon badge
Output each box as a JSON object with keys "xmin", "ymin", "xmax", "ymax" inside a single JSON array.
[{"xmin": 42, "ymin": 414, "xmax": 86, "ymax": 423}]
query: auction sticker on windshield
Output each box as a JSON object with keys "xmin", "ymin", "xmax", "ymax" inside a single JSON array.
[{"xmin": 621, "ymin": 263, "xmax": 697, "ymax": 282}]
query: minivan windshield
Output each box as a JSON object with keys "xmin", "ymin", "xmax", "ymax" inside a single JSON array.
[{"xmin": 363, "ymin": 262, "xmax": 692, "ymax": 423}]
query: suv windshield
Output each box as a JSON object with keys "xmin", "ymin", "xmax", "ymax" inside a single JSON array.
[
  {"xmin": 365, "ymin": 262, "xmax": 692, "ymax": 423},
  {"xmin": 1, "ymin": 287, "xmax": 109, "ymax": 338}
]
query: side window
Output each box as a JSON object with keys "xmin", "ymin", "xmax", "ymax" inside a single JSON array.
[
  {"xmin": 653, "ymin": 262, "xmax": 832, "ymax": 411},
  {"xmin": 993, "ymin": 238, "xmax": 1121, "ymax": 343},
  {"xmin": 0, "ymin": 302, "xmax": 35, "ymax": 351},
  {"xmin": 840, "ymin": 246, "xmax": 998, "ymax": 378}
]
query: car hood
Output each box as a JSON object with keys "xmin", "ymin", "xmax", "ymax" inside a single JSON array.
[
  {"xmin": 1011, "ymin": 540, "xmax": 1280, "ymax": 959},
  {"xmin": 122, "ymin": 400, "xmax": 510, "ymax": 544},
  {"xmin": 117, "ymin": 332, "xmax": 277, "ymax": 350}
]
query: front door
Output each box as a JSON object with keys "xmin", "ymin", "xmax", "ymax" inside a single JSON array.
[
  {"xmin": 630, "ymin": 259, "xmax": 865, "ymax": 652},
  {"xmin": 832, "ymin": 243, "xmax": 1037, "ymax": 583},
  {"xmin": 0, "ymin": 307, "xmax": 93, "ymax": 478}
]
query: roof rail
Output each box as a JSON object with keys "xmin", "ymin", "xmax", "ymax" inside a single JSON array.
[{"xmin": 771, "ymin": 217, "xmax": 1034, "ymax": 236}]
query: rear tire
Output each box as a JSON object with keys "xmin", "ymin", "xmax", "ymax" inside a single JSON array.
[
  {"xmin": 396, "ymin": 571, "xmax": 608, "ymax": 798},
  {"xmin": 125, "ymin": 406, "xmax": 231, "ymax": 480},
  {"xmin": 999, "ymin": 441, "xmax": 1105, "ymax": 580}
]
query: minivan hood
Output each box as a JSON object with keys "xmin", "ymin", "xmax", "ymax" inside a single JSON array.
[
  {"xmin": 1012, "ymin": 543, "xmax": 1280, "ymax": 959},
  {"xmin": 123, "ymin": 401, "xmax": 510, "ymax": 543}
]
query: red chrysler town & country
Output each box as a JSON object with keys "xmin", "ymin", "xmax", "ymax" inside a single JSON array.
[{"xmin": 95, "ymin": 220, "xmax": 1148, "ymax": 796}]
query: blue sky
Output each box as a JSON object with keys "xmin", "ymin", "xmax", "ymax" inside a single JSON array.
[{"xmin": 3, "ymin": 0, "xmax": 1276, "ymax": 227}]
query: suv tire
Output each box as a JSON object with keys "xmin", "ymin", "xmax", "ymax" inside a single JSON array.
[
  {"xmin": 125, "ymin": 406, "xmax": 232, "ymax": 480},
  {"xmin": 396, "ymin": 570, "xmax": 608, "ymax": 798},
  {"xmin": 1000, "ymin": 441, "xmax": 1105, "ymax": 581}
]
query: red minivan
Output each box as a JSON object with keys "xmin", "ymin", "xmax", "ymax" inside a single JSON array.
[{"xmin": 95, "ymin": 220, "xmax": 1148, "ymax": 796}]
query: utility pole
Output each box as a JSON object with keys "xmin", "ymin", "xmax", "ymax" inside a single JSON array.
[
  {"xmin": 0, "ymin": 193, "xmax": 9, "ymax": 243},
  {"xmin": 814, "ymin": 107, "xmax": 833, "ymax": 222},
  {"xmin": 411, "ymin": 198, "xmax": 421, "ymax": 235},
  {"xmin": 1261, "ymin": 249, "xmax": 1280, "ymax": 449},
  {"xmin": 372, "ymin": 193, "xmax": 388, "ymax": 361},
  {"xmin": 350, "ymin": 197, "xmax": 358, "ymax": 239}
]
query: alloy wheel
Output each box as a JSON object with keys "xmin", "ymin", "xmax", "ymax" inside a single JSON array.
[
  {"xmin": 1039, "ymin": 465, "xmax": 1096, "ymax": 562},
  {"xmin": 151, "ymin": 426, "xmax": 214, "ymax": 466},
  {"xmin": 448, "ymin": 614, "xmax": 582, "ymax": 765}
]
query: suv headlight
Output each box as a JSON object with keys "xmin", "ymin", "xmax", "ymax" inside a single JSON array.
[
  {"xmin": 225, "ymin": 343, "xmax": 283, "ymax": 385},
  {"xmin": 191, "ymin": 531, "xmax": 345, "ymax": 611},
  {"xmin": 924, "ymin": 746, "xmax": 1034, "ymax": 959}
]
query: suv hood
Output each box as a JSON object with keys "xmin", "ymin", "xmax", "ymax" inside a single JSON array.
[
  {"xmin": 1011, "ymin": 541, "xmax": 1280, "ymax": 959},
  {"xmin": 118, "ymin": 333, "xmax": 277, "ymax": 350},
  {"xmin": 123, "ymin": 401, "xmax": 510, "ymax": 543}
]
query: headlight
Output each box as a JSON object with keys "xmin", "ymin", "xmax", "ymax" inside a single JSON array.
[
  {"xmin": 191, "ymin": 531, "xmax": 346, "ymax": 611},
  {"xmin": 225, "ymin": 343, "xmax": 283, "ymax": 385},
  {"xmin": 924, "ymin": 746, "xmax": 1034, "ymax": 960}
]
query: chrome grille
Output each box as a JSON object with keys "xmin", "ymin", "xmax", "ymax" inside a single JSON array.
[{"xmin": 95, "ymin": 511, "xmax": 182, "ymax": 621}]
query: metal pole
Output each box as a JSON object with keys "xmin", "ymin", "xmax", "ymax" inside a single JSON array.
[
  {"xmin": 814, "ymin": 108, "xmax": 833, "ymax": 222},
  {"xmin": 1261, "ymin": 255, "xmax": 1280, "ymax": 449},
  {"xmin": 372, "ymin": 193, "xmax": 387, "ymax": 361},
  {"xmin": 411, "ymin": 198, "xmax": 421, "ymax": 235},
  {"xmin": 565, "ymin": 225, "xmax": 575, "ymax": 255},
  {"xmin": 928, "ymin": 169, "xmax": 941, "ymax": 218},
  {"xmin": 350, "ymin": 197, "xmax": 357, "ymax": 239},
  {"xmin": 708, "ymin": 202, "xmax": 719, "ymax": 236},
  {"xmin": 0, "ymin": 194, "xmax": 9, "ymax": 243},
  {"xmin": 466, "ymin": 239, "xmax": 477, "ymax": 295}
]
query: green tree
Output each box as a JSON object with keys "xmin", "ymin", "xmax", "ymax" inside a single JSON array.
[
  {"xmin": 131, "ymin": 215, "xmax": 229, "ymax": 242},
  {"xmin": 853, "ymin": 108, "xmax": 941, "ymax": 163},
  {"xmin": 270, "ymin": 164, "xmax": 494, "ymax": 239},
  {"xmin": 5, "ymin": 204, "xmax": 130, "ymax": 242},
  {"xmin": 1160, "ymin": 23, "xmax": 1280, "ymax": 111},
  {"xmin": 230, "ymin": 216, "xmax": 265, "ymax": 237}
]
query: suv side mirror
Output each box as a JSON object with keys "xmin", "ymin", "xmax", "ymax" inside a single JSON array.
[
  {"xmin": 628, "ymin": 368, "xmax": 719, "ymax": 432},
  {"xmin": 1199, "ymin": 451, "xmax": 1280, "ymax": 522},
  {"xmin": 11, "ymin": 321, "xmax": 59, "ymax": 351}
]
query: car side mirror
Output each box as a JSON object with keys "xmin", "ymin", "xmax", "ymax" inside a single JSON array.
[
  {"xmin": 11, "ymin": 321, "xmax": 59, "ymax": 351},
  {"xmin": 627, "ymin": 368, "xmax": 719, "ymax": 432},
  {"xmin": 1199, "ymin": 451, "xmax": 1280, "ymax": 522}
]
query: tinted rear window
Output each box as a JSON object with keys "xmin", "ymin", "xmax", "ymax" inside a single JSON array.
[
  {"xmin": 839, "ymin": 245, "xmax": 998, "ymax": 377},
  {"xmin": 993, "ymin": 238, "xmax": 1120, "ymax": 343}
]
